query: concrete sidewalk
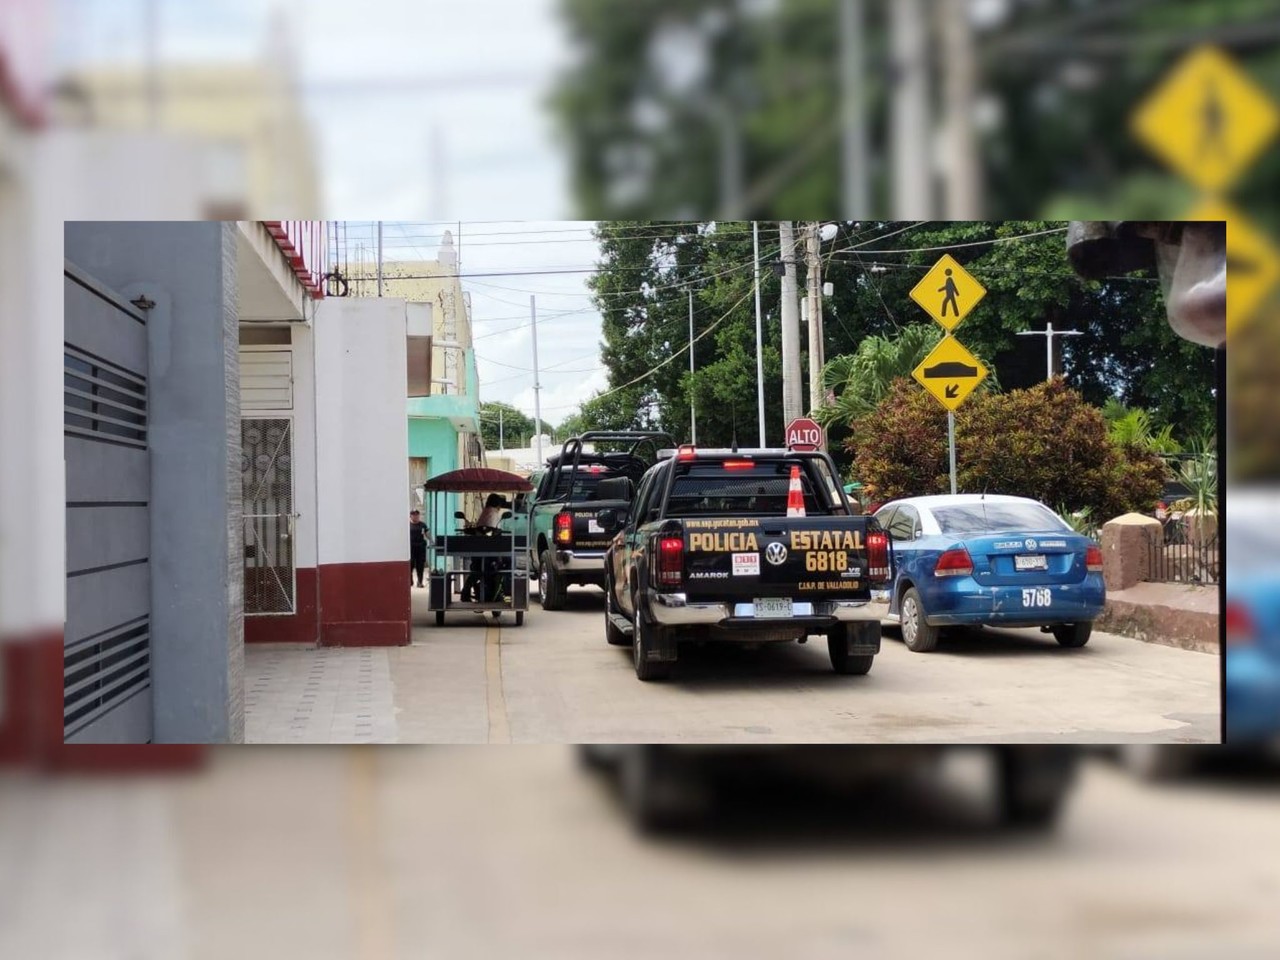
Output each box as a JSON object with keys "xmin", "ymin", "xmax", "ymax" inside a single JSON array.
[{"xmin": 1095, "ymin": 582, "xmax": 1219, "ymax": 653}]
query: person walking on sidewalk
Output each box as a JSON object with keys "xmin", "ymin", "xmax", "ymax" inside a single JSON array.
[{"xmin": 410, "ymin": 509, "xmax": 429, "ymax": 588}]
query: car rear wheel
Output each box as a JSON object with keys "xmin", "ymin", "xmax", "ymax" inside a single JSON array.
[
  {"xmin": 900, "ymin": 587, "xmax": 940, "ymax": 653},
  {"xmin": 1052, "ymin": 622, "xmax": 1092, "ymax": 648},
  {"xmin": 632, "ymin": 601, "xmax": 672, "ymax": 681}
]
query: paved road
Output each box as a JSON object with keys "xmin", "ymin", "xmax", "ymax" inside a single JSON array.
[
  {"xmin": 245, "ymin": 585, "xmax": 1219, "ymax": 743},
  {"xmin": 5, "ymin": 750, "xmax": 1278, "ymax": 959}
]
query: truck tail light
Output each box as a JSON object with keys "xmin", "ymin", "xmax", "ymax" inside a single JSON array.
[
  {"xmin": 677, "ymin": 444, "xmax": 697, "ymax": 461},
  {"xmin": 722, "ymin": 460, "xmax": 755, "ymax": 470},
  {"xmin": 655, "ymin": 536, "xmax": 684, "ymax": 588},
  {"xmin": 866, "ymin": 531, "xmax": 890, "ymax": 583},
  {"xmin": 1085, "ymin": 545, "xmax": 1104, "ymax": 572},
  {"xmin": 934, "ymin": 546, "xmax": 974, "ymax": 578},
  {"xmin": 554, "ymin": 511, "xmax": 573, "ymax": 546}
]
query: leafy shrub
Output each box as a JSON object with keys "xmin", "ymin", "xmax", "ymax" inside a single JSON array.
[{"xmin": 848, "ymin": 378, "xmax": 1168, "ymax": 522}]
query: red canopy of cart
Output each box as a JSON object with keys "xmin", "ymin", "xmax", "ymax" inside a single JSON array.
[{"xmin": 423, "ymin": 467, "xmax": 534, "ymax": 493}]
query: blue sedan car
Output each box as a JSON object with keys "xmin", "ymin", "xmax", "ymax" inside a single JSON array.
[
  {"xmin": 872, "ymin": 494, "xmax": 1106, "ymax": 652},
  {"xmin": 1224, "ymin": 496, "xmax": 1280, "ymax": 744}
]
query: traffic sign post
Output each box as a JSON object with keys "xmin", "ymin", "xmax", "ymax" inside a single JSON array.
[
  {"xmin": 784, "ymin": 417, "xmax": 824, "ymax": 452},
  {"xmin": 909, "ymin": 253, "xmax": 987, "ymax": 331},
  {"xmin": 908, "ymin": 254, "xmax": 990, "ymax": 493}
]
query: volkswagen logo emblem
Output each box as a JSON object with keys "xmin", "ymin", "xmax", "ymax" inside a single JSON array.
[
  {"xmin": 1024, "ymin": 538, "xmax": 1037, "ymax": 551},
  {"xmin": 765, "ymin": 542, "xmax": 788, "ymax": 566}
]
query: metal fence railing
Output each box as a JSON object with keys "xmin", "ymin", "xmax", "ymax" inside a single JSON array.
[{"xmin": 1147, "ymin": 520, "xmax": 1219, "ymax": 585}]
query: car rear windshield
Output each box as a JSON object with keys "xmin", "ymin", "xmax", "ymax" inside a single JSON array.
[
  {"xmin": 932, "ymin": 502, "xmax": 1068, "ymax": 535},
  {"xmin": 666, "ymin": 461, "xmax": 827, "ymax": 517}
]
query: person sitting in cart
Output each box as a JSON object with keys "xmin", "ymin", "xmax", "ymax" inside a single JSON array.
[{"xmin": 462, "ymin": 494, "xmax": 512, "ymax": 602}]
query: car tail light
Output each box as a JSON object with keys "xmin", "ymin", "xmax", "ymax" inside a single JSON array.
[
  {"xmin": 656, "ymin": 536, "xmax": 684, "ymax": 588},
  {"xmin": 554, "ymin": 511, "xmax": 573, "ymax": 546},
  {"xmin": 866, "ymin": 531, "xmax": 890, "ymax": 583},
  {"xmin": 722, "ymin": 460, "xmax": 755, "ymax": 470},
  {"xmin": 934, "ymin": 546, "xmax": 974, "ymax": 578},
  {"xmin": 1225, "ymin": 602, "xmax": 1255, "ymax": 646},
  {"xmin": 1085, "ymin": 545, "xmax": 1104, "ymax": 572}
]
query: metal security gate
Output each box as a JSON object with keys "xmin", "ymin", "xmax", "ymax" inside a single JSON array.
[
  {"xmin": 63, "ymin": 264, "xmax": 153, "ymax": 743},
  {"xmin": 242, "ymin": 418, "xmax": 296, "ymax": 614}
]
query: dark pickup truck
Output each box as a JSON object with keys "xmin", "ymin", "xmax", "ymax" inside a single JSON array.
[
  {"xmin": 599, "ymin": 445, "xmax": 892, "ymax": 680},
  {"xmin": 520, "ymin": 431, "xmax": 674, "ymax": 610}
]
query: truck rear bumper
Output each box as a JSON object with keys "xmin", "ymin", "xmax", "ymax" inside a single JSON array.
[
  {"xmin": 650, "ymin": 593, "xmax": 889, "ymax": 628},
  {"xmin": 554, "ymin": 550, "xmax": 607, "ymax": 576}
]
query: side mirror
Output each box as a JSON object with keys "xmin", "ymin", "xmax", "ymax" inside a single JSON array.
[
  {"xmin": 454, "ymin": 511, "xmax": 467, "ymax": 521},
  {"xmin": 596, "ymin": 508, "xmax": 619, "ymax": 532},
  {"xmin": 501, "ymin": 511, "xmax": 513, "ymax": 521}
]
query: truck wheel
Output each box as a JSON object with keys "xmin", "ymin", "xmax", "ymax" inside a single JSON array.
[
  {"xmin": 827, "ymin": 628, "xmax": 874, "ymax": 675},
  {"xmin": 995, "ymin": 747, "xmax": 1076, "ymax": 830},
  {"xmin": 1052, "ymin": 622, "xmax": 1092, "ymax": 648},
  {"xmin": 604, "ymin": 573, "xmax": 629, "ymax": 646},
  {"xmin": 632, "ymin": 602, "xmax": 672, "ymax": 681},
  {"xmin": 824, "ymin": 634, "xmax": 875, "ymax": 680},
  {"xmin": 619, "ymin": 746, "xmax": 701, "ymax": 834},
  {"xmin": 540, "ymin": 549, "xmax": 566, "ymax": 611},
  {"xmin": 900, "ymin": 587, "xmax": 939, "ymax": 653}
]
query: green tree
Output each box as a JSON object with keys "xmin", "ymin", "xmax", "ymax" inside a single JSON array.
[
  {"xmin": 479, "ymin": 401, "xmax": 534, "ymax": 452},
  {"xmin": 849, "ymin": 378, "xmax": 1167, "ymax": 522}
]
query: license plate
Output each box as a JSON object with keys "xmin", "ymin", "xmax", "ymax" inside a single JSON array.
[
  {"xmin": 1015, "ymin": 554, "xmax": 1047, "ymax": 571},
  {"xmin": 753, "ymin": 597, "xmax": 793, "ymax": 619}
]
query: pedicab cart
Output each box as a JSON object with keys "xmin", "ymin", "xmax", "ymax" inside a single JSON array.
[{"xmin": 423, "ymin": 467, "xmax": 533, "ymax": 627}]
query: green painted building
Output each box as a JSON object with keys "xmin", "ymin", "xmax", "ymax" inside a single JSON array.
[{"xmin": 408, "ymin": 349, "xmax": 481, "ymax": 539}]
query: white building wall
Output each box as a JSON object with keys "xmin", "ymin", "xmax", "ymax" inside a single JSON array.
[{"xmin": 313, "ymin": 297, "xmax": 410, "ymax": 567}]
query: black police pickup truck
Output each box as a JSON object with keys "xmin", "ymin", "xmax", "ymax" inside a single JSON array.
[
  {"xmin": 598, "ymin": 444, "xmax": 892, "ymax": 680},
  {"xmin": 521, "ymin": 431, "xmax": 674, "ymax": 610}
]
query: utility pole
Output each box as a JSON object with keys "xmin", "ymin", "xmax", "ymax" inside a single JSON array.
[
  {"xmin": 530, "ymin": 295, "xmax": 544, "ymax": 466},
  {"xmin": 890, "ymin": 0, "xmax": 933, "ymax": 218},
  {"xmin": 498, "ymin": 407, "xmax": 504, "ymax": 452},
  {"xmin": 688, "ymin": 287, "xmax": 697, "ymax": 444},
  {"xmin": 804, "ymin": 223, "xmax": 826, "ymax": 418},
  {"xmin": 778, "ymin": 221, "xmax": 803, "ymax": 425},
  {"xmin": 1017, "ymin": 322, "xmax": 1084, "ymax": 380},
  {"xmin": 938, "ymin": 0, "xmax": 982, "ymax": 218},
  {"xmin": 752, "ymin": 221, "xmax": 766, "ymax": 447},
  {"xmin": 376, "ymin": 221, "xmax": 384, "ymax": 296},
  {"xmin": 839, "ymin": 0, "xmax": 870, "ymax": 216},
  {"xmin": 145, "ymin": 0, "xmax": 160, "ymax": 130}
]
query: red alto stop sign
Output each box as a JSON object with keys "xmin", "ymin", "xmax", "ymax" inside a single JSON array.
[{"xmin": 785, "ymin": 417, "xmax": 824, "ymax": 451}]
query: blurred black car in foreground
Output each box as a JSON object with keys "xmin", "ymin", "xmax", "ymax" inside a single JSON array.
[{"xmin": 581, "ymin": 745, "xmax": 1079, "ymax": 835}]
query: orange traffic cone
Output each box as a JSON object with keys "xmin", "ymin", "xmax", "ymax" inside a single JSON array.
[{"xmin": 786, "ymin": 464, "xmax": 806, "ymax": 517}]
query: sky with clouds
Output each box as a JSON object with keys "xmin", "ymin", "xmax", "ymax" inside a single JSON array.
[{"xmin": 59, "ymin": 0, "xmax": 609, "ymax": 421}]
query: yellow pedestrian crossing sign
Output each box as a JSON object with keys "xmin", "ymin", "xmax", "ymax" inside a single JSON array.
[
  {"xmin": 910, "ymin": 254, "xmax": 986, "ymax": 331},
  {"xmin": 1132, "ymin": 45, "xmax": 1280, "ymax": 194},
  {"xmin": 912, "ymin": 336, "xmax": 989, "ymax": 412},
  {"xmin": 1185, "ymin": 198, "xmax": 1280, "ymax": 338}
]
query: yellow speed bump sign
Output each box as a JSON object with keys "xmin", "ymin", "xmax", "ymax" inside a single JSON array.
[
  {"xmin": 912, "ymin": 336, "xmax": 989, "ymax": 412},
  {"xmin": 910, "ymin": 254, "xmax": 986, "ymax": 331},
  {"xmin": 1133, "ymin": 45, "xmax": 1280, "ymax": 194},
  {"xmin": 1185, "ymin": 198, "xmax": 1280, "ymax": 338}
]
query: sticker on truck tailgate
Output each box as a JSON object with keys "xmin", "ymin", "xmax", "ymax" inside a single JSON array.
[
  {"xmin": 732, "ymin": 552, "xmax": 760, "ymax": 576},
  {"xmin": 798, "ymin": 580, "xmax": 861, "ymax": 591},
  {"xmin": 684, "ymin": 518, "xmax": 760, "ymax": 531}
]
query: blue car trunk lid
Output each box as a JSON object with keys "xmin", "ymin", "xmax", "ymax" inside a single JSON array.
[{"xmin": 966, "ymin": 532, "xmax": 1093, "ymax": 587}]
